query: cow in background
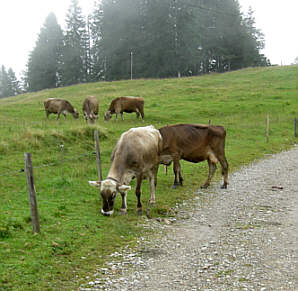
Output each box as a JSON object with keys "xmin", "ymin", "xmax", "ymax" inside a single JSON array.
[
  {"xmin": 159, "ymin": 124, "xmax": 228, "ymax": 189},
  {"xmin": 44, "ymin": 98, "xmax": 79, "ymax": 120},
  {"xmin": 89, "ymin": 125, "xmax": 162, "ymax": 216},
  {"xmin": 104, "ymin": 96, "xmax": 144, "ymax": 122},
  {"xmin": 82, "ymin": 96, "xmax": 99, "ymax": 124}
]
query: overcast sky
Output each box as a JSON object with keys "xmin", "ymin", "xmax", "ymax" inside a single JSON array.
[{"xmin": 0, "ymin": 0, "xmax": 297, "ymax": 78}]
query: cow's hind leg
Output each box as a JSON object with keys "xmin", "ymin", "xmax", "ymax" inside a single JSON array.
[
  {"xmin": 135, "ymin": 174, "xmax": 143, "ymax": 215},
  {"xmin": 219, "ymin": 156, "xmax": 229, "ymax": 189},
  {"xmin": 172, "ymin": 158, "xmax": 182, "ymax": 188},
  {"xmin": 140, "ymin": 108, "xmax": 144, "ymax": 123},
  {"xmin": 201, "ymin": 159, "xmax": 217, "ymax": 189}
]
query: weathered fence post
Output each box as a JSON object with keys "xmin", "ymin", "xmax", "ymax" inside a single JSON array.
[
  {"xmin": 266, "ymin": 114, "xmax": 270, "ymax": 143},
  {"xmin": 208, "ymin": 120, "xmax": 211, "ymax": 125},
  {"xmin": 24, "ymin": 153, "xmax": 40, "ymax": 234},
  {"xmin": 295, "ymin": 118, "xmax": 297, "ymax": 137},
  {"xmin": 94, "ymin": 130, "xmax": 103, "ymax": 181}
]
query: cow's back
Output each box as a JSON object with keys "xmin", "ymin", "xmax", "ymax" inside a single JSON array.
[
  {"xmin": 159, "ymin": 124, "xmax": 226, "ymax": 162},
  {"xmin": 44, "ymin": 98, "xmax": 62, "ymax": 112},
  {"xmin": 111, "ymin": 126, "xmax": 162, "ymax": 173},
  {"xmin": 83, "ymin": 96, "xmax": 98, "ymax": 114}
]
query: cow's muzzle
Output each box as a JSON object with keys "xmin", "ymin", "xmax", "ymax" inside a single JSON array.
[{"xmin": 101, "ymin": 209, "xmax": 114, "ymax": 216}]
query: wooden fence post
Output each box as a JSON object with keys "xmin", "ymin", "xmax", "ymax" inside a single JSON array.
[
  {"xmin": 295, "ymin": 118, "xmax": 297, "ymax": 137},
  {"xmin": 266, "ymin": 114, "xmax": 270, "ymax": 143},
  {"xmin": 94, "ymin": 130, "xmax": 103, "ymax": 181},
  {"xmin": 24, "ymin": 153, "xmax": 40, "ymax": 234}
]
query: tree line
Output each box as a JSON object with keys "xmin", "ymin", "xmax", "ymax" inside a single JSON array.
[{"xmin": 0, "ymin": 0, "xmax": 270, "ymax": 98}]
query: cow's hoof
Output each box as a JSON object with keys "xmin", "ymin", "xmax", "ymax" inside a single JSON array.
[
  {"xmin": 172, "ymin": 184, "xmax": 179, "ymax": 189},
  {"xmin": 119, "ymin": 209, "xmax": 127, "ymax": 215},
  {"xmin": 220, "ymin": 184, "xmax": 228, "ymax": 189},
  {"xmin": 200, "ymin": 184, "xmax": 209, "ymax": 189},
  {"xmin": 136, "ymin": 208, "xmax": 143, "ymax": 215},
  {"xmin": 149, "ymin": 201, "xmax": 156, "ymax": 208}
]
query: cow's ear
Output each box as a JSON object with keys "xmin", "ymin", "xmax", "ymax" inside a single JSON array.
[
  {"xmin": 118, "ymin": 185, "xmax": 131, "ymax": 192},
  {"xmin": 88, "ymin": 181, "xmax": 101, "ymax": 187}
]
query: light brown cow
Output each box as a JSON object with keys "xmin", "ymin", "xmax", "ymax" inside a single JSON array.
[
  {"xmin": 104, "ymin": 96, "xmax": 144, "ymax": 122},
  {"xmin": 159, "ymin": 124, "xmax": 228, "ymax": 189},
  {"xmin": 82, "ymin": 96, "xmax": 99, "ymax": 124},
  {"xmin": 89, "ymin": 125, "xmax": 162, "ymax": 216},
  {"xmin": 44, "ymin": 98, "xmax": 79, "ymax": 120}
]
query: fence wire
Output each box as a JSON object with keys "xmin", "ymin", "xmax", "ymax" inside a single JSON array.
[{"xmin": 0, "ymin": 151, "xmax": 96, "ymax": 177}]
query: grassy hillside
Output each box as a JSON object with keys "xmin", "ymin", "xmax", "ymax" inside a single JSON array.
[{"xmin": 0, "ymin": 66, "xmax": 297, "ymax": 290}]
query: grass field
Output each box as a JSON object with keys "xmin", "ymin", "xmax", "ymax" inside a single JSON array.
[{"xmin": 0, "ymin": 66, "xmax": 297, "ymax": 290}]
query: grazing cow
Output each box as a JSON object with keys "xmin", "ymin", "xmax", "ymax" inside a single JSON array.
[
  {"xmin": 44, "ymin": 98, "xmax": 79, "ymax": 120},
  {"xmin": 82, "ymin": 96, "xmax": 99, "ymax": 124},
  {"xmin": 89, "ymin": 125, "xmax": 162, "ymax": 216},
  {"xmin": 159, "ymin": 123, "xmax": 228, "ymax": 189},
  {"xmin": 104, "ymin": 96, "xmax": 144, "ymax": 122}
]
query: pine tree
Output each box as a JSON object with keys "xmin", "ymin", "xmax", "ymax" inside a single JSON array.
[
  {"xmin": 26, "ymin": 13, "xmax": 63, "ymax": 91},
  {"xmin": 7, "ymin": 68, "xmax": 20, "ymax": 96},
  {"xmin": 0, "ymin": 65, "xmax": 9, "ymax": 98},
  {"xmin": 241, "ymin": 7, "xmax": 266, "ymax": 67},
  {"xmin": 90, "ymin": 0, "xmax": 105, "ymax": 81},
  {"xmin": 0, "ymin": 66, "xmax": 20, "ymax": 97},
  {"xmin": 60, "ymin": 0, "xmax": 89, "ymax": 85}
]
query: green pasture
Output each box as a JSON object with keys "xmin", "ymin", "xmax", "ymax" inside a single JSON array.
[{"xmin": 0, "ymin": 66, "xmax": 297, "ymax": 290}]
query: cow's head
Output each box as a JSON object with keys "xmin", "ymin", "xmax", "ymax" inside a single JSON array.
[
  {"xmin": 88, "ymin": 113, "xmax": 97, "ymax": 124},
  {"xmin": 104, "ymin": 111, "xmax": 112, "ymax": 121},
  {"xmin": 88, "ymin": 179, "xmax": 131, "ymax": 216},
  {"xmin": 73, "ymin": 109, "xmax": 79, "ymax": 119}
]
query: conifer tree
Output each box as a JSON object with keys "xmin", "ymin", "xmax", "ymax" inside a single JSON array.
[
  {"xmin": 26, "ymin": 13, "xmax": 63, "ymax": 91},
  {"xmin": 0, "ymin": 65, "xmax": 9, "ymax": 98},
  {"xmin": 60, "ymin": 0, "xmax": 89, "ymax": 85},
  {"xmin": 0, "ymin": 66, "xmax": 20, "ymax": 97}
]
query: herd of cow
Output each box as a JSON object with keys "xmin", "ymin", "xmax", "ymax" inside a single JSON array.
[
  {"xmin": 43, "ymin": 96, "xmax": 228, "ymax": 216},
  {"xmin": 43, "ymin": 96, "xmax": 144, "ymax": 123}
]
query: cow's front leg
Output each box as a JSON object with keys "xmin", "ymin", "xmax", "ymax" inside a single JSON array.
[
  {"xmin": 135, "ymin": 174, "xmax": 143, "ymax": 215},
  {"xmin": 119, "ymin": 192, "xmax": 127, "ymax": 215},
  {"xmin": 148, "ymin": 169, "xmax": 157, "ymax": 206}
]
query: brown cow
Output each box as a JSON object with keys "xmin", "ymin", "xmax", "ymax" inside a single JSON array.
[
  {"xmin": 89, "ymin": 125, "xmax": 162, "ymax": 216},
  {"xmin": 82, "ymin": 96, "xmax": 99, "ymax": 124},
  {"xmin": 104, "ymin": 96, "xmax": 144, "ymax": 122},
  {"xmin": 159, "ymin": 124, "xmax": 228, "ymax": 189},
  {"xmin": 44, "ymin": 98, "xmax": 79, "ymax": 120}
]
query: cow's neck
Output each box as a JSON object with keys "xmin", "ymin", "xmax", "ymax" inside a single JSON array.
[{"xmin": 107, "ymin": 164, "xmax": 124, "ymax": 184}]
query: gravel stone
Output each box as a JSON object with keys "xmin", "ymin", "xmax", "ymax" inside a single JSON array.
[{"xmin": 79, "ymin": 145, "xmax": 298, "ymax": 291}]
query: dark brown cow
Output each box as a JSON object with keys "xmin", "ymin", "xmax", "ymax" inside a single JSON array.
[
  {"xmin": 82, "ymin": 96, "xmax": 99, "ymax": 124},
  {"xmin": 89, "ymin": 125, "xmax": 162, "ymax": 216},
  {"xmin": 159, "ymin": 124, "xmax": 228, "ymax": 189},
  {"xmin": 44, "ymin": 98, "xmax": 79, "ymax": 120},
  {"xmin": 104, "ymin": 96, "xmax": 144, "ymax": 122}
]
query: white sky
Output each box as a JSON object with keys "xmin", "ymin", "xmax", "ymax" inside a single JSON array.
[{"xmin": 0, "ymin": 0, "xmax": 297, "ymax": 78}]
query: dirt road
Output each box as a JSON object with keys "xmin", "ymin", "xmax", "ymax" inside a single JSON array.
[{"xmin": 80, "ymin": 146, "xmax": 298, "ymax": 290}]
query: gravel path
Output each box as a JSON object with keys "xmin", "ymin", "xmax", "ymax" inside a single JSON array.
[{"xmin": 80, "ymin": 146, "xmax": 298, "ymax": 291}]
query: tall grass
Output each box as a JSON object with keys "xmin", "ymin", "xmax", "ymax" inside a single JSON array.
[{"xmin": 0, "ymin": 66, "xmax": 297, "ymax": 290}]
